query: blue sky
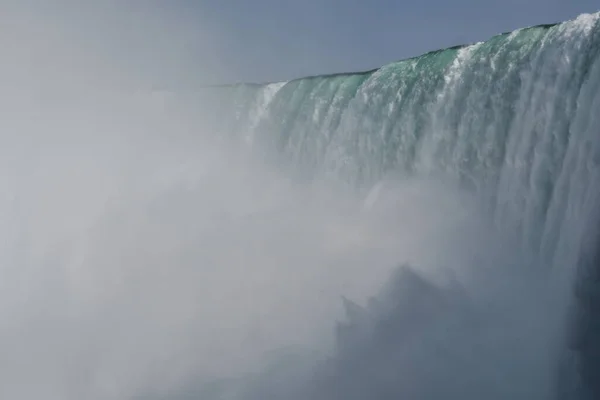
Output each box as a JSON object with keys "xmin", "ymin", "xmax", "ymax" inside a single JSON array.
[{"xmin": 7, "ymin": 1, "xmax": 600, "ymax": 86}]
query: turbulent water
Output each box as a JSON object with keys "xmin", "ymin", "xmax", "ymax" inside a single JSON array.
[
  {"xmin": 1, "ymin": 10, "xmax": 600, "ymax": 400},
  {"xmin": 191, "ymin": 12, "xmax": 600, "ymax": 400}
]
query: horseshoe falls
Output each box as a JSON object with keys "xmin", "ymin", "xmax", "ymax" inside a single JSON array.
[
  {"xmin": 2, "ymin": 9, "xmax": 600, "ymax": 400},
  {"xmin": 192, "ymin": 12, "xmax": 600, "ymax": 400}
]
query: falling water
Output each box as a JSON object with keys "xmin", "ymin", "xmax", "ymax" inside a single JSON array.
[
  {"xmin": 0, "ymin": 10, "xmax": 599, "ymax": 400},
  {"xmin": 192, "ymin": 12, "xmax": 600, "ymax": 400}
]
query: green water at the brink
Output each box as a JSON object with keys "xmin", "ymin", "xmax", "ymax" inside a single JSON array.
[{"xmin": 196, "ymin": 12, "xmax": 600, "ymax": 398}]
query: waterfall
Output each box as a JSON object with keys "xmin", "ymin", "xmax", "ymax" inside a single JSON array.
[
  {"xmin": 195, "ymin": 12, "xmax": 600, "ymax": 399},
  {"xmin": 1, "ymin": 9, "xmax": 598, "ymax": 400}
]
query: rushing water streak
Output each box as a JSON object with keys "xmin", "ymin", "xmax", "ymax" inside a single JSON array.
[{"xmin": 194, "ymin": 12, "xmax": 600, "ymax": 399}]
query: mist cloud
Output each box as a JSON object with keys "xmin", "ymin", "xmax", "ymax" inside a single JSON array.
[{"xmin": 0, "ymin": 3, "xmax": 570, "ymax": 399}]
